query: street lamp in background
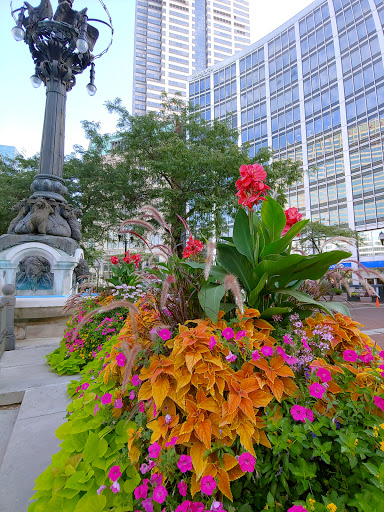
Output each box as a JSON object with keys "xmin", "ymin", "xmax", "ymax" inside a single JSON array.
[{"xmin": 379, "ymin": 232, "xmax": 384, "ymax": 246}]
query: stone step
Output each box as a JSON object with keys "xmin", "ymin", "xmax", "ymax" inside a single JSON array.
[
  {"xmin": 0, "ymin": 407, "xmax": 20, "ymax": 468},
  {"xmin": 0, "ymin": 383, "xmax": 72, "ymax": 512}
]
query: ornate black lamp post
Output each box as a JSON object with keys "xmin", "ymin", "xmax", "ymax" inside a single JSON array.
[
  {"xmin": 5, "ymin": 0, "xmax": 112, "ymax": 242},
  {"xmin": 379, "ymin": 232, "xmax": 384, "ymax": 246}
]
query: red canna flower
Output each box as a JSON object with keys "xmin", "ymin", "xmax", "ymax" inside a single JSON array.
[
  {"xmin": 182, "ymin": 236, "xmax": 204, "ymax": 258},
  {"xmin": 110, "ymin": 256, "xmax": 119, "ymax": 265},
  {"xmin": 282, "ymin": 207, "xmax": 303, "ymax": 236},
  {"xmin": 235, "ymin": 164, "xmax": 270, "ymax": 209}
]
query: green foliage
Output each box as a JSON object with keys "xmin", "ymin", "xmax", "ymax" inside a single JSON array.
[
  {"xmin": 299, "ymin": 221, "xmax": 360, "ymax": 254},
  {"xmin": 203, "ymin": 197, "xmax": 351, "ymax": 321}
]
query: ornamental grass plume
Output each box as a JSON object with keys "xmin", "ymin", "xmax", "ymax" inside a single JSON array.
[
  {"xmin": 119, "ymin": 218, "xmax": 156, "ymax": 233},
  {"xmin": 139, "ymin": 205, "xmax": 172, "ymax": 233},
  {"xmin": 224, "ymin": 274, "xmax": 244, "ymax": 314},
  {"xmin": 204, "ymin": 241, "xmax": 216, "ymax": 281},
  {"xmin": 160, "ymin": 274, "xmax": 176, "ymax": 309}
]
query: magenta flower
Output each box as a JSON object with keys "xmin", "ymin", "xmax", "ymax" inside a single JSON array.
[
  {"xmin": 149, "ymin": 442, "xmax": 161, "ymax": 459},
  {"xmin": 165, "ymin": 436, "xmax": 178, "ymax": 447},
  {"xmin": 305, "ymin": 408, "xmax": 314, "ymax": 423},
  {"xmin": 108, "ymin": 465, "xmax": 122, "ymax": 482},
  {"xmin": 177, "ymin": 454, "xmax": 193, "ymax": 473},
  {"xmin": 140, "ymin": 463, "xmax": 150, "ymax": 474},
  {"xmin": 200, "ymin": 475, "xmax": 217, "ymax": 495},
  {"xmin": 153, "ymin": 485, "xmax": 168, "ymax": 504},
  {"xmin": 209, "ymin": 336, "xmax": 217, "ymax": 350},
  {"xmin": 151, "ymin": 473, "xmax": 163, "ymax": 486},
  {"xmin": 110, "ymin": 481, "xmax": 120, "ymax": 494},
  {"xmin": 93, "ymin": 403, "xmax": 100, "ymax": 416},
  {"xmin": 139, "ymin": 401, "xmax": 145, "ymax": 413},
  {"xmin": 359, "ymin": 350, "xmax": 374, "ymax": 363},
  {"xmin": 238, "ymin": 452, "xmax": 255, "ymax": 472},
  {"xmin": 142, "ymin": 498, "xmax": 154, "ymax": 512},
  {"xmin": 225, "ymin": 351, "xmax": 237, "ymax": 362},
  {"xmin": 97, "ymin": 485, "xmax": 107, "ymax": 494},
  {"xmin": 236, "ymin": 330, "xmax": 247, "ymax": 339},
  {"xmin": 114, "ymin": 398, "xmax": 123, "ymax": 409},
  {"xmin": 285, "ymin": 355, "xmax": 298, "ymax": 365},
  {"xmin": 134, "ymin": 479, "xmax": 149, "ymax": 500},
  {"xmin": 158, "ymin": 328, "xmax": 171, "ymax": 341},
  {"xmin": 374, "ymin": 395, "xmax": 384, "ymax": 411},
  {"xmin": 301, "ymin": 338, "xmax": 311, "ymax": 350},
  {"xmin": 283, "ymin": 334, "xmax": 294, "ymax": 346},
  {"xmin": 252, "ymin": 350, "xmax": 261, "ymax": 361},
  {"xmin": 343, "ymin": 349, "xmax": 358, "ymax": 362},
  {"xmin": 379, "ymin": 350, "xmax": 384, "ymax": 358},
  {"xmin": 309, "ymin": 382, "xmax": 326, "ymax": 399},
  {"xmin": 81, "ymin": 382, "xmax": 89, "ymax": 390},
  {"xmin": 129, "ymin": 391, "xmax": 135, "ymax": 400},
  {"xmin": 154, "ymin": 403, "xmax": 157, "ymax": 417},
  {"xmin": 291, "ymin": 405, "xmax": 306, "ymax": 422},
  {"xmin": 101, "ymin": 393, "xmax": 112, "ymax": 405},
  {"xmin": 132, "ymin": 375, "xmax": 141, "ymax": 386},
  {"xmin": 116, "ymin": 353, "xmax": 126, "ymax": 367},
  {"xmin": 288, "ymin": 506, "xmax": 308, "ymax": 512},
  {"xmin": 317, "ymin": 367, "xmax": 332, "ymax": 383},
  {"xmin": 177, "ymin": 480, "xmax": 188, "ymax": 496},
  {"xmin": 221, "ymin": 327, "xmax": 234, "ymax": 340},
  {"xmin": 261, "ymin": 346, "xmax": 273, "ymax": 357}
]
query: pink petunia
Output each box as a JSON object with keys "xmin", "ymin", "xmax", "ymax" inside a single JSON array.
[
  {"xmin": 261, "ymin": 346, "xmax": 273, "ymax": 357},
  {"xmin": 305, "ymin": 408, "xmax": 314, "ymax": 423},
  {"xmin": 287, "ymin": 506, "xmax": 308, "ymax": 512},
  {"xmin": 97, "ymin": 485, "xmax": 107, "ymax": 494},
  {"xmin": 108, "ymin": 465, "xmax": 122, "ymax": 482},
  {"xmin": 151, "ymin": 473, "xmax": 163, "ymax": 486},
  {"xmin": 225, "ymin": 351, "xmax": 237, "ymax": 362},
  {"xmin": 116, "ymin": 353, "xmax": 126, "ymax": 367},
  {"xmin": 238, "ymin": 452, "xmax": 255, "ymax": 472},
  {"xmin": 177, "ymin": 480, "xmax": 188, "ymax": 496},
  {"xmin": 110, "ymin": 481, "xmax": 120, "ymax": 494},
  {"xmin": 153, "ymin": 485, "xmax": 168, "ymax": 504},
  {"xmin": 309, "ymin": 382, "xmax": 326, "ymax": 399},
  {"xmin": 165, "ymin": 436, "xmax": 179, "ymax": 447},
  {"xmin": 379, "ymin": 351, "xmax": 384, "ymax": 358},
  {"xmin": 301, "ymin": 338, "xmax": 311, "ymax": 350},
  {"xmin": 209, "ymin": 336, "xmax": 217, "ymax": 350},
  {"xmin": 114, "ymin": 398, "xmax": 123, "ymax": 409},
  {"xmin": 139, "ymin": 401, "xmax": 145, "ymax": 413},
  {"xmin": 134, "ymin": 479, "xmax": 149, "ymax": 500},
  {"xmin": 236, "ymin": 330, "xmax": 247, "ymax": 340},
  {"xmin": 140, "ymin": 463, "xmax": 150, "ymax": 474},
  {"xmin": 81, "ymin": 382, "xmax": 89, "ymax": 390},
  {"xmin": 93, "ymin": 403, "xmax": 100, "ymax": 416},
  {"xmin": 359, "ymin": 350, "xmax": 374, "ymax": 363},
  {"xmin": 177, "ymin": 454, "xmax": 193, "ymax": 473},
  {"xmin": 101, "ymin": 393, "xmax": 112, "ymax": 405},
  {"xmin": 252, "ymin": 350, "xmax": 261, "ymax": 361},
  {"xmin": 142, "ymin": 498, "xmax": 154, "ymax": 512},
  {"xmin": 158, "ymin": 329, "xmax": 171, "ymax": 341},
  {"xmin": 343, "ymin": 349, "xmax": 358, "ymax": 362},
  {"xmin": 131, "ymin": 375, "xmax": 141, "ymax": 386},
  {"xmin": 374, "ymin": 395, "xmax": 384, "ymax": 412},
  {"xmin": 221, "ymin": 327, "xmax": 234, "ymax": 340},
  {"xmin": 149, "ymin": 442, "xmax": 161, "ymax": 459},
  {"xmin": 283, "ymin": 334, "xmax": 294, "ymax": 346},
  {"xmin": 316, "ymin": 367, "xmax": 332, "ymax": 383},
  {"xmin": 129, "ymin": 391, "xmax": 135, "ymax": 400},
  {"xmin": 200, "ymin": 475, "xmax": 217, "ymax": 496},
  {"xmin": 291, "ymin": 405, "xmax": 306, "ymax": 422}
]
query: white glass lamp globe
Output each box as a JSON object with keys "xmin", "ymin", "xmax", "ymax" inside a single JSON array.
[
  {"xmin": 76, "ymin": 37, "xmax": 89, "ymax": 54},
  {"xmin": 12, "ymin": 26, "xmax": 25, "ymax": 41},
  {"xmin": 30, "ymin": 74, "xmax": 42, "ymax": 88},
  {"xmin": 86, "ymin": 83, "xmax": 97, "ymax": 96}
]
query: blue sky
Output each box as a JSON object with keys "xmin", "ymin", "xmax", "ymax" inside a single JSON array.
[{"xmin": 0, "ymin": 0, "xmax": 312, "ymax": 157}]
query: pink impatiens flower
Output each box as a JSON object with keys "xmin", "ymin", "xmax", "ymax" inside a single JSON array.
[
  {"xmin": 225, "ymin": 351, "xmax": 237, "ymax": 362},
  {"xmin": 131, "ymin": 375, "xmax": 141, "ymax": 386},
  {"xmin": 177, "ymin": 480, "xmax": 188, "ymax": 496},
  {"xmin": 221, "ymin": 327, "xmax": 234, "ymax": 340},
  {"xmin": 200, "ymin": 475, "xmax": 217, "ymax": 495},
  {"xmin": 209, "ymin": 336, "xmax": 217, "ymax": 350},
  {"xmin": 158, "ymin": 328, "xmax": 171, "ymax": 341},
  {"xmin": 101, "ymin": 393, "xmax": 112, "ymax": 405},
  {"xmin": 316, "ymin": 367, "xmax": 332, "ymax": 383},
  {"xmin": 309, "ymin": 382, "xmax": 326, "ymax": 399},
  {"xmin": 374, "ymin": 395, "xmax": 384, "ymax": 412},
  {"xmin": 153, "ymin": 485, "xmax": 168, "ymax": 504},
  {"xmin": 177, "ymin": 454, "xmax": 193, "ymax": 473},
  {"xmin": 114, "ymin": 398, "xmax": 123, "ymax": 409},
  {"xmin": 108, "ymin": 465, "xmax": 122, "ymax": 482},
  {"xmin": 116, "ymin": 352, "xmax": 126, "ymax": 367},
  {"xmin": 343, "ymin": 349, "xmax": 358, "ymax": 362},
  {"xmin": 149, "ymin": 442, "xmax": 161, "ymax": 459},
  {"xmin": 261, "ymin": 346, "xmax": 273, "ymax": 357},
  {"xmin": 238, "ymin": 452, "xmax": 255, "ymax": 472}
]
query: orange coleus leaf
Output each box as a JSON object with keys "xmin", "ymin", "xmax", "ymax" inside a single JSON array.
[
  {"xmin": 185, "ymin": 351, "xmax": 202, "ymax": 373},
  {"xmin": 236, "ymin": 420, "xmax": 255, "ymax": 455},
  {"xmin": 176, "ymin": 370, "xmax": 192, "ymax": 391},
  {"xmin": 254, "ymin": 319, "xmax": 274, "ymax": 330},
  {"xmin": 268, "ymin": 377, "xmax": 284, "ymax": 402},
  {"xmin": 190, "ymin": 439, "xmax": 207, "ymax": 479},
  {"xmin": 341, "ymin": 363, "xmax": 359, "ymax": 375},
  {"xmin": 281, "ymin": 377, "xmax": 298, "ymax": 397},
  {"xmin": 271, "ymin": 356, "xmax": 295, "ymax": 377},
  {"xmin": 239, "ymin": 396, "xmax": 256, "ymax": 423},
  {"xmin": 223, "ymin": 454, "xmax": 238, "ymax": 471},
  {"xmin": 195, "ymin": 418, "xmax": 212, "ymax": 450},
  {"xmin": 248, "ymin": 389, "xmax": 273, "ymax": 408},
  {"xmin": 152, "ymin": 376, "xmax": 170, "ymax": 408},
  {"xmin": 252, "ymin": 359, "xmax": 276, "ymax": 383},
  {"xmin": 138, "ymin": 380, "xmax": 152, "ymax": 401},
  {"xmin": 190, "ymin": 473, "xmax": 200, "ymax": 498},
  {"xmin": 258, "ymin": 430, "xmax": 272, "ymax": 449},
  {"xmin": 227, "ymin": 464, "xmax": 245, "ymax": 482},
  {"xmin": 217, "ymin": 467, "xmax": 232, "ymax": 501}
]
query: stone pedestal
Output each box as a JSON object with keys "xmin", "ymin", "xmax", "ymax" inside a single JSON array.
[{"xmin": 0, "ymin": 234, "xmax": 83, "ymax": 297}]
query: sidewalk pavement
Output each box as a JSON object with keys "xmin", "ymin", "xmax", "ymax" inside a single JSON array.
[{"xmin": 0, "ymin": 338, "xmax": 80, "ymax": 512}]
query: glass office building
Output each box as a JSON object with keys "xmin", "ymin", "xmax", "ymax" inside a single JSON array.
[
  {"xmin": 188, "ymin": 0, "xmax": 384, "ymax": 266},
  {"xmin": 133, "ymin": 0, "xmax": 250, "ymax": 115}
]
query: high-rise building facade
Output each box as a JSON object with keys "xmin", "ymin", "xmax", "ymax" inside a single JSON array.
[
  {"xmin": 188, "ymin": 0, "xmax": 384, "ymax": 266},
  {"xmin": 133, "ymin": 0, "xmax": 250, "ymax": 115}
]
